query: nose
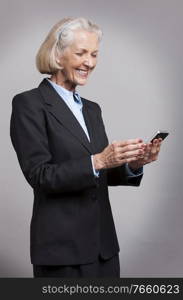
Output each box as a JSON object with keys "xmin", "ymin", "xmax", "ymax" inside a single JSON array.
[{"xmin": 83, "ymin": 56, "xmax": 94, "ymax": 68}]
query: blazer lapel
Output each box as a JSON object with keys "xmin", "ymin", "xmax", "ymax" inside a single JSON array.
[
  {"xmin": 82, "ymin": 103, "xmax": 97, "ymax": 153},
  {"xmin": 82, "ymin": 100, "xmax": 104, "ymax": 154},
  {"xmin": 38, "ymin": 79, "xmax": 92, "ymax": 154}
]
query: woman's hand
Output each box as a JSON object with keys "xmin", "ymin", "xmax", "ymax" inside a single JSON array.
[
  {"xmin": 93, "ymin": 139, "xmax": 146, "ymax": 170},
  {"xmin": 128, "ymin": 138, "xmax": 162, "ymax": 171}
]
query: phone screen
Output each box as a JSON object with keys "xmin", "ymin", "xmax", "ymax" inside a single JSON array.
[{"xmin": 150, "ymin": 131, "xmax": 169, "ymax": 142}]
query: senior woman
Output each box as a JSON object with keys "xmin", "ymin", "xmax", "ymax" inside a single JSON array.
[{"xmin": 10, "ymin": 17, "xmax": 162, "ymax": 278}]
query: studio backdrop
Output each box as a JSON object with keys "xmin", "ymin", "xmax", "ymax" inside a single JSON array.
[{"xmin": 1, "ymin": 0, "xmax": 183, "ymax": 277}]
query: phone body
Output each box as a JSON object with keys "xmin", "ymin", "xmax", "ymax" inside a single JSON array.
[{"xmin": 147, "ymin": 130, "xmax": 169, "ymax": 143}]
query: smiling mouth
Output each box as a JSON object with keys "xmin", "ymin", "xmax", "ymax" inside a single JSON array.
[{"xmin": 76, "ymin": 69, "xmax": 89, "ymax": 78}]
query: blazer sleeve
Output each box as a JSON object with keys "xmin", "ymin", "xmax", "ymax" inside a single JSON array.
[
  {"xmin": 107, "ymin": 165, "xmax": 143, "ymax": 186},
  {"xmin": 96, "ymin": 104, "xmax": 143, "ymax": 187},
  {"xmin": 10, "ymin": 93, "xmax": 98, "ymax": 194}
]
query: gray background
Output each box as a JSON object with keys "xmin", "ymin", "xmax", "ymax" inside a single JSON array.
[{"xmin": 1, "ymin": 0, "xmax": 183, "ymax": 277}]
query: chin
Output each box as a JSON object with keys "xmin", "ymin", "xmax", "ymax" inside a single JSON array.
[
  {"xmin": 78, "ymin": 82, "xmax": 87, "ymax": 86},
  {"xmin": 79, "ymin": 77, "xmax": 88, "ymax": 85}
]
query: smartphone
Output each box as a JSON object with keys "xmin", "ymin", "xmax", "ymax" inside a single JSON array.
[{"xmin": 147, "ymin": 130, "xmax": 169, "ymax": 143}]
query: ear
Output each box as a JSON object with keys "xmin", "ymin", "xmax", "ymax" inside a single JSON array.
[
  {"xmin": 55, "ymin": 46, "xmax": 63, "ymax": 66},
  {"xmin": 55, "ymin": 55, "xmax": 64, "ymax": 70}
]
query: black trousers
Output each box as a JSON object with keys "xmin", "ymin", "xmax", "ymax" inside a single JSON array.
[{"xmin": 33, "ymin": 254, "xmax": 120, "ymax": 278}]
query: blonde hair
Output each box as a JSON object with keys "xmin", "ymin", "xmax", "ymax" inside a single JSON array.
[{"xmin": 36, "ymin": 17, "xmax": 102, "ymax": 75}]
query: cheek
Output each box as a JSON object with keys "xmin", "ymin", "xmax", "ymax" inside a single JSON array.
[
  {"xmin": 69, "ymin": 60, "xmax": 81, "ymax": 73},
  {"xmin": 63, "ymin": 64, "xmax": 76, "ymax": 78}
]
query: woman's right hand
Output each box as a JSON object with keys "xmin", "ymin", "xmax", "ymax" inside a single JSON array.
[{"xmin": 93, "ymin": 139, "xmax": 146, "ymax": 170}]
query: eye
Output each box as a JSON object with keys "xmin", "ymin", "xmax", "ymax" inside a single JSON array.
[
  {"xmin": 75, "ymin": 53, "xmax": 83, "ymax": 56},
  {"xmin": 92, "ymin": 52, "xmax": 98, "ymax": 58}
]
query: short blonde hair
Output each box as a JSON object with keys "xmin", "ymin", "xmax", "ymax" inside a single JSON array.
[{"xmin": 36, "ymin": 17, "xmax": 102, "ymax": 75}]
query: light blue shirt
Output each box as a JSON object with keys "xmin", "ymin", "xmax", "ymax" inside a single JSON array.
[
  {"xmin": 47, "ymin": 79, "xmax": 143, "ymax": 178},
  {"xmin": 47, "ymin": 79, "xmax": 99, "ymax": 176}
]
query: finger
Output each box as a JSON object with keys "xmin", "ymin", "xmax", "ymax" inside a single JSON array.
[
  {"xmin": 118, "ymin": 144, "xmax": 145, "ymax": 155},
  {"xmin": 144, "ymin": 143, "xmax": 152, "ymax": 153},
  {"xmin": 152, "ymin": 138, "xmax": 162, "ymax": 146},
  {"xmin": 125, "ymin": 156, "xmax": 139, "ymax": 163},
  {"xmin": 151, "ymin": 141, "xmax": 161, "ymax": 153},
  {"xmin": 117, "ymin": 138, "xmax": 143, "ymax": 147},
  {"xmin": 120, "ymin": 148, "xmax": 145, "ymax": 160},
  {"xmin": 110, "ymin": 141, "xmax": 144, "ymax": 158}
]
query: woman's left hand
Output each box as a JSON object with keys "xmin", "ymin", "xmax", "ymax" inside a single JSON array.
[{"xmin": 128, "ymin": 138, "xmax": 162, "ymax": 170}]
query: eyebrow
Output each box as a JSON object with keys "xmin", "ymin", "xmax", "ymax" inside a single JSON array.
[{"xmin": 75, "ymin": 48, "xmax": 99, "ymax": 52}]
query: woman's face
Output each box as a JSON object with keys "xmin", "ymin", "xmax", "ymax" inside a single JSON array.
[{"xmin": 57, "ymin": 29, "xmax": 99, "ymax": 91}]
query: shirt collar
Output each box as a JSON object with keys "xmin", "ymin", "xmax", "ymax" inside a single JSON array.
[
  {"xmin": 46, "ymin": 78, "xmax": 83, "ymax": 108},
  {"xmin": 47, "ymin": 78, "xmax": 73, "ymax": 99}
]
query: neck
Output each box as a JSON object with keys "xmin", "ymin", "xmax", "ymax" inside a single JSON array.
[{"xmin": 50, "ymin": 72, "xmax": 76, "ymax": 92}]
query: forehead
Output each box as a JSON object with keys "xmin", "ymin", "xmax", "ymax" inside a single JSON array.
[{"xmin": 70, "ymin": 29, "xmax": 99, "ymax": 50}]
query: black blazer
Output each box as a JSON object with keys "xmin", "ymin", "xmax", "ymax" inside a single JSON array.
[{"xmin": 10, "ymin": 79, "xmax": 142, "ymax": 265}]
